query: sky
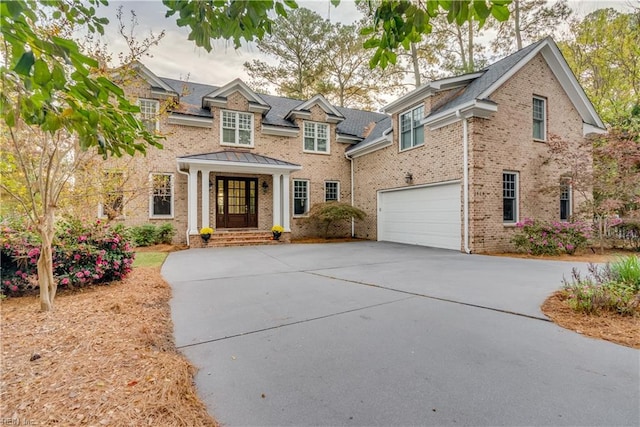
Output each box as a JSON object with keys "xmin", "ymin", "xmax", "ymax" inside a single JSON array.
[{"xmin": 99, "ymin": 0, "xmax": 635, "ymax": 90}]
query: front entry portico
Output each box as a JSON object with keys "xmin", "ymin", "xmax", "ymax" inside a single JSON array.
[{"xmin": 177, "ymin": 151, "xmax": 302, "ymax": 245}]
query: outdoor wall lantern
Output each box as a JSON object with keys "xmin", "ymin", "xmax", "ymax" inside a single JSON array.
[
  {"xmin": 262, "ymin": 180, "xmax": 269, "ymax": 194},
  {"xmin": 404, "ymin": 172, "xmax": 413, "ymax": 184}
]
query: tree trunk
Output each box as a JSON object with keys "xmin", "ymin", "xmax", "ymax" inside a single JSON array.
[
  {"xmin": 410, "ymin": 42, "xmax": 421, "ymax": 87},
  {"xmin": 37, "ymin": 210, "xmax": 57, "ymax": 311},
  {"xmin": 514, "ymin": 0, "xmax": 522, "ymax": 50},
  {"xmin": 467, "ymin": 22, "xmax": 474, "ymax": 72}
]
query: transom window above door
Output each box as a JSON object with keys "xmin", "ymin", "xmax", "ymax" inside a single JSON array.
[
  {"xmin": 221, "ymin": 110, "xmax": 253, "ymax": 146},
  {"xmin": 303, "ymin": 121, "xmax": 329, "ymax": 153}
]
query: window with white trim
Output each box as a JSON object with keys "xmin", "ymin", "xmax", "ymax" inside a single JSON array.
[
  {"xmin": 533, "ymin": 96, "xmax": 546, "ymax": 140},
  {"xmin": 560, "ymin": 179, "xmax": 572, "ymax": 221},
  {"xmin": 139, "ymin": 99, "xmax": 159, "ymax": 132},
  {"xmin": 325, "ymin": 181, "xmax": 339, "ymax": 202},
  {"xmin": 98, "ymin": 171, "xmax": 124, "ymax": 219},
  {"xmin": 503, "ymin": 172, "xmax": 518, "ymax": 223},
  {"xmin": 150, "ymin": 173, "xmax": 173, "ymax": 217},
  {"xmin": 399, "ymin": 105, "xmax": 424, "ymax": 151},
  {"xmin": 221, "ymin": 110, "xmax": 253, "ymax": 146},
  {"xmin": 303, "ymin": 121, "xmax": 329, "ymax": 153},
  {"xmin": 293, "ymin": 180, "xmax": 309, "ymax": 215}
]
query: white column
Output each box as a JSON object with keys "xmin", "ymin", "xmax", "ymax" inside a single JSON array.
[
  {"xmin": 201, "ymin": 170, "xmax": 210, "ymax": 229},
  {"xmin": 272, "ymin": 173, "xmax": 282, "ymax": 227},
  {"xmin": 188, "ymin": 169, "xmax": 199, "ymax": 235},
  {"xmin": 282, "ymin": 174, "xmax": 291, "ymax": 232}
]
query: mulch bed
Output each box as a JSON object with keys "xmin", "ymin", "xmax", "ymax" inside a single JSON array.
[
  {"xmin": 0, "ymin": 267, "xmax": 217, "ymax": 426},
  {"xmin": 541, "ymin": 292, "xmax": 640, "ymax": 349}
]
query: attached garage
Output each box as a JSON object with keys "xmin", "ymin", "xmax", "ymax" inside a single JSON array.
[{"xmin": 377, "ymin": 181, "xmax": 462, "ymax": 250}]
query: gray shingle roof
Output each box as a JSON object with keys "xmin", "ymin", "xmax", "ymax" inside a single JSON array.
[
  {"xmin": 428, "ymin": 38, "xmax": 546, "ymax": 117},
  {"xmin": 179, "ymin": 150, "xmax": 300, "ymax": 167},
  {"xmin": 160, "ymin": 77, "xmax": 387, "ymax": 137}
]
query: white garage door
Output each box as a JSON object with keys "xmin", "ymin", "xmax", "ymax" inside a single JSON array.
[{"xmin": 378, "ymin": 181, "xmax": 461, "ymax": 250}]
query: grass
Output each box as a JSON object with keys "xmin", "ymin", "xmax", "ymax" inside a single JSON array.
[{"xmin": 133, "ymin": 251, "xmax": 168, "ymax": 268}]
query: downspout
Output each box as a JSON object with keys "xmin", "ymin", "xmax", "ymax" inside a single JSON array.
[
  {"xmin": 457, "ymin": 110, "xmax": 472, "ymax": 254},
  {"xmin": 176, "ymin": 165, "xmax": 190, "ymax": 246},
  {"xmin": 345, "ymin": 151, "xmax": 355, "ymax": 237}
]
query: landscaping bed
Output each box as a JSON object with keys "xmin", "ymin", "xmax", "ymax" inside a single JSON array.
[{"xmin": 0, "ymin": 265, "xmax": 217, "ymax": 426}]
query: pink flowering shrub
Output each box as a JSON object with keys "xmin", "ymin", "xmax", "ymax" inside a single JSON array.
[
  {"xmin": 1, "ymin": 218, "xmax": 135, "ymax": 297},
  {"xmin": 511, "ymin": 218, "xmax": 592, "ymax": 255}
]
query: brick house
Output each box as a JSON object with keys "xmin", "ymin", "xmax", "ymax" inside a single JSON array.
[{"xmin": 111, "ymin": 37, "xmax": 605, "ymax": 252}]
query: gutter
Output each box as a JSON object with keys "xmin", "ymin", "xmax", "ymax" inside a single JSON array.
[
  {"xmin": 456, "ymin": 110, "xmax": 472, "ymax": 254},
  {"xmin": 176, "ymin": 166, "xmax": 191, "ymax": 246}
]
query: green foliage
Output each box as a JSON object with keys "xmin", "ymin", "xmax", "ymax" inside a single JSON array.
[
  {"xmin": 163, "ymin": 0, "xmax": 299, "ymax": 51},
  {"xmin": 361, "ymin": 0, "xmax": 511, "ymax": 68},
  {"xmin": 610, "ymin": 255, "xmax": 640, "ymax": 292},
  {"xmin": 307, "ymin": 202, "xmax": 366, "ymax": 238},
  {"xmin": 128, "ymin": 223, "xmax": 175, "ymax": 247},
  {"xmin": 558, "ymin": 8, "xmax": 640, "ymax": 125},
  {"xmin": 1, "ymin": 0, "xmax": 163, "ymax": 158},
  {"xmin": 1, "ymin": 218, "xmax": 135, "ymax": 297},
  {"xmin": 511, "ymin": 218, "xmax": 592, "ymax": 255},
  {"xmin": 561, "ymin": 259, "xmax": 640, "ymax": 316}
]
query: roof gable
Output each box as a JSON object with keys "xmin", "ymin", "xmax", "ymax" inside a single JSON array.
[
  {"xmin": 285, "ymin": 94, "xmax": 345, "ymax": 123},
  {"xmin": 202, "ymin": 78, "xmax": 270, "ymax": 114},
  {"xmin": 425, "ymin": 37, "xmax": 605, "ymax": 132}
]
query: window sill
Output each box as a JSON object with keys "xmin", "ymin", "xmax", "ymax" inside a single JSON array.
[
  {"xmin": 533, "ymin": 138, "xmax": 547, "ymax": 143},
  {"xmin": 150, "ymin": 215, "xmax": 174, "ymax": 220},
  {"xmin": 303, "ymin": 150, "xmax": 331, "ymax": 155},
  {"xmin": 399, "ymin": 143, "xmax": 424, "ymax": 153},
  {"xmin": 221, "ymin": 142, "xmax": 254, "ymax": 148},
  {"xmin": 503, "ymin": 222, "xmax": 518, "ymax": 227}
]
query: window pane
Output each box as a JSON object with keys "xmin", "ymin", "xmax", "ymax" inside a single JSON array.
[
  {"xmin": 325, "ymin": 182, "xmax": 338, "ymax": 201},
  {"xmin": 533, "ymin": 98, "xmax": 545, "ymax": 139},
  {"xmin": 294, "ymin": 181, "xmax": 308, "ymax": 215},
  {"xmin": 239, "ymin": 129, "xmax": 251, "ymax": 145},
  {"xmin": 304, "ymin": 137, "xmax": 315, "ymax": 151},
  {"xmin": 223, "ymin": 128, "xmax": 236, "ymax": 144},
  {"xmin": 152, "ymin": 174, "xmax": 172, "ymax": 216},
  {"xmin": 400, "ymin": 113, "xmax": 411, "ymax": 133},
  {"xmin": 317, "ymin": 137, "xmax": 327, "ymax": 152},
  {"xmin": 413, "ymin": 124, "xmax": 424, "ymax": 147},
  {"xmin": 503, "ymin": 173, "xmax": 517, "ymax": 222},
  {"xmin": 401, "ymin": 131, "xmax": 412, "ymax": 150}
]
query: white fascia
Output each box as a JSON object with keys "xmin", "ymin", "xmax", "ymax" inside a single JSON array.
[
  {"xmin": 177, "ymin": 158, "xmax": 302, "ymax": 175},
  {"xmin": 167, "ymin": 114, "xmax": 212, "ymax": 128},
  {"xmin": 346, "ymin": 128, "xmax": 393, "ymax": 158},
  {"xmin": 262, "ymin": 125, "xmax": 299, "ymax": 137},
  {"xmin": 336, "ymin": 134, "xmax": 362, "ymax": 144},
  {"xmin": 423, "ymin": 100, "xmax": 498, "ymax": 130},
  {"xmin": 583, "ymin": 122, "xmax": 608, "ymax": 136}
]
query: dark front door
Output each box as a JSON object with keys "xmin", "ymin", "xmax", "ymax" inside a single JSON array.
[{"xmin": 216, "ymin": 177, "xmax": 258, "ymax": 228}]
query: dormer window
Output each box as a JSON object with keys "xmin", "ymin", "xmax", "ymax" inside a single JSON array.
[
  {"xmin": 221, "ymin": 110, "xmax": 253, "ymax": 147},
  {"xmin": 399, "ymin": 105, "xmax": 424, "ymax": 151},
  {"xmin": 303, "ymin": 121, "xmax": 329, "ymax": 154}
]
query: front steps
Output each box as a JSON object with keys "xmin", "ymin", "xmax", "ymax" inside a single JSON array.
[{"xmin": 190, "ymin": 229, "xmax": 288, "ymax": 248}]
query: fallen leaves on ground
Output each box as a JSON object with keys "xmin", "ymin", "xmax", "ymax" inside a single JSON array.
[
  {"xmin": 542, "ymin": 292, "xmax": 640, "ymax": 349},
  {"xmin": 1, "ymin": 267, "xmax": 217, "ymax": 426}
]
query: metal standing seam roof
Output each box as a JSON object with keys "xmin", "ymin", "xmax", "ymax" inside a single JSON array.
[{"xmin": 178, "ymin": 150, "xmax": 301, "ymax": 167}]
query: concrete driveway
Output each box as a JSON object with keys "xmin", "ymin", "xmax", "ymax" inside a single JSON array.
[{"xmin": 163, "ymin": 242, "xmax": 639, "ymax": 426}]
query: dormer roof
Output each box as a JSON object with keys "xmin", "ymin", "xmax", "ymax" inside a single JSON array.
[
  {"xmin": 202, "ymin": 78, "xmax": 271, "ymax": 114},
  {"xmin": 285, "ymin": 94, "xmax": 345, "ymax": 123}
]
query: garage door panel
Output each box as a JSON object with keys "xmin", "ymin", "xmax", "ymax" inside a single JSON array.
[{"xmin": 378, "ymin": 183, "xmax": 461, "ymax": 250}]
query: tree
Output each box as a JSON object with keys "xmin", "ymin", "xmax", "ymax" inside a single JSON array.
[
  {"xmin": 487, "ymin": 0, "xmax": 571, "ymax": 55},
  {"xmin": 558, "ymin": 8, "xmax": 640, "ymax": 124},
  {"xmin": 244, "ymin": 8, "xmax": 329, "ymax": 100},
  {"xmin": 245, "ymin": 11, "xmax": 404, "ymax": 108},
  {"xmin": 1, "ymin": 1, "xmax": 163, "ymax": 310},
  {"xmin": 307, "ymin": 202, "xmax": 366, "ymax": 238}
]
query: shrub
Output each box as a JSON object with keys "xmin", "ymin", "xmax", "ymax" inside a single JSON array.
[
  {"xmin": 561, "ymin": 258, "xmax": 640, "ymax": 316},
  {"xmin": 306, "ymin": 202, "xmax": 366, "ymax": 238},
  {"xmin": 512, "ymin": 218, "xmax": 591, "ymax": 255},
  {"xmin": 128, "ymin": 223, "xmax": 176, "ymax": 246},
  {"xmin": 129, "ymin": 224, "xmax": 158, "ymax": 247},
  {"xmin": 1, "ymin": 219, "xmax": 135, "ymax": 297},
  {"xmin": 156, "ymin": 223, "xmax": 176, "ymax": 244},
  {"xmin": 610, "ymin": 255, "xmax": 640, "ymax": 292}
]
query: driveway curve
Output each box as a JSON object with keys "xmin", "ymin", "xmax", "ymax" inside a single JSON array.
[{"xmin": 163, "ymin": 242, "xmax": 639, "ymax": 426}]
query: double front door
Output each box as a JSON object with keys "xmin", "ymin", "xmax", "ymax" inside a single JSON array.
[{"xmin": 216, "ymin": 177, "xmax": 258, "ymax": 228}]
